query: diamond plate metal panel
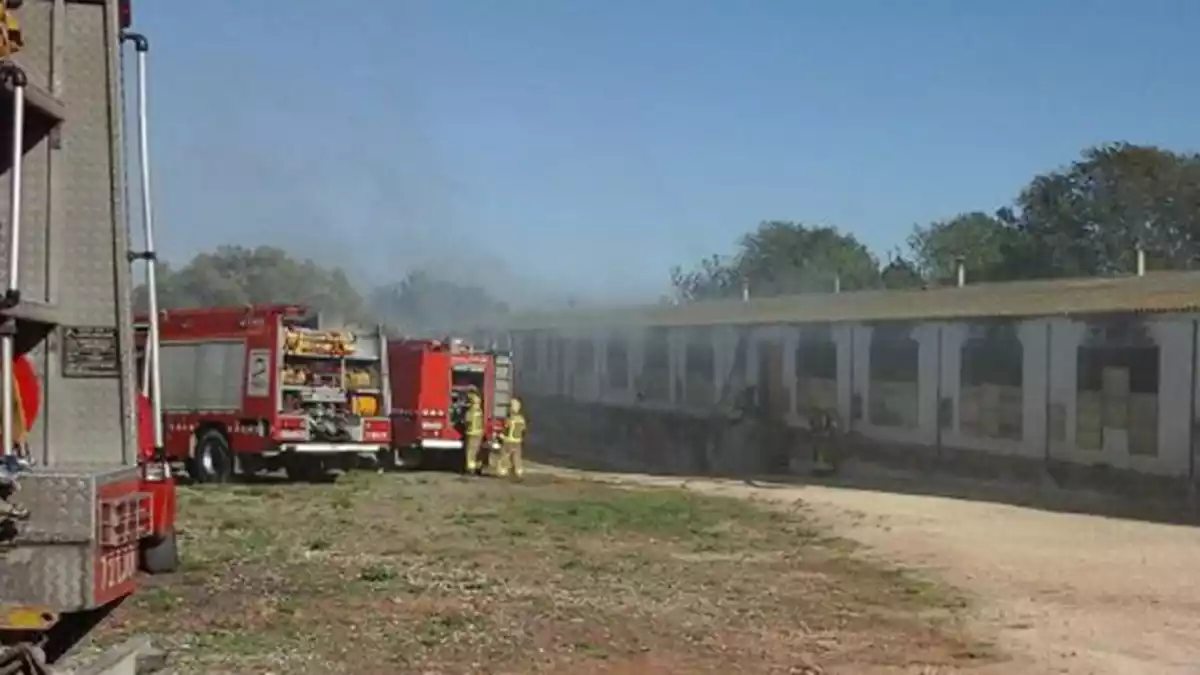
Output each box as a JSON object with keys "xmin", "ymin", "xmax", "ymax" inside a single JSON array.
[
  {"xmin": 0, "ymin": 544, "xmax": 89, "ymax": 610},
  {"xmin": 11, "ymin": 1, "xmax": 53, "ymax": 92},
  {"xmin": 0, "ymin": 1, "xmax": 58, "ymax": 305},
  {"xmin": 27, "ymin": 0, "xmax": 138, "ymax": 467},
  {"xmin": 0, "ymin": 1, "xmax": 137, "ymax": 465},
  {"xmin": 19, "ymin": 470, "xmax": 106, "ymax": 542},
  {"xmin": 17, "ymin": 119, "xmax": 52, "ymax": 304},
  {"xmin": 0, "ymin": 466, "xmax": 137, "ymax": 610}
]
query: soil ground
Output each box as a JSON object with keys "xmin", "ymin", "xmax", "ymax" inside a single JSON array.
[
  {"xmin": 534, "ymin": 465, "xmax": 1200, "ymax": 675},
  {"xmin": 88, "ymin": 469, "xmax": 997, "ymax": 674}
]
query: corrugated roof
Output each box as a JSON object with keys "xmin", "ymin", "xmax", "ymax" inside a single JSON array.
[{"xmin": 505, "ymin": 271, "xmax": 1200, "ymax": 329}]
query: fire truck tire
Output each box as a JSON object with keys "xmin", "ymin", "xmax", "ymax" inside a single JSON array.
[
  {"xmin": 140, "ymin": 529, "xmax": 180, "ymax": 574},
  {"xmin": 191, "ymin": 429, "xmax": 233, "ymax": 484}
]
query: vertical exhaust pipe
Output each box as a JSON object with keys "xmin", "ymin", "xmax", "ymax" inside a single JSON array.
[
  {"xmin": 122, "ymin": 31, "xmax": 164, "ymax": 453},
  {"xmin": 956, "ymin": 256, "xmax": 966, "ymax": 287},
  {"xmin": 0, "ymin": 62, "xmax": 25, "ymax": 460},
  {"xmin": 1136, "ymin": 245, "xmax": 1146, "ymax": 277}
]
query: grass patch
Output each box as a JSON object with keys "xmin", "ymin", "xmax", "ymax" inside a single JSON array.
[
  {"xmin": 513, "ymin": 487, "xmax": 768, "ymax": 538},
  {"xmin": 90, "ymin": 468, "xmax": 994, "ymax": 674}
]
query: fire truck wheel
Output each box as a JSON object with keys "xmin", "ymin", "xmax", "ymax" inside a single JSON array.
[
  {"xmin": 141, "ymin": 528, "xmax": 180, "ymax": 574},
  {"xmin": 192, "ymin": 429, "xmax": 233, "ymax": 484}
]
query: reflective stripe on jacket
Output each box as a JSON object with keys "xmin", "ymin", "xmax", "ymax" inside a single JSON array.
[
  {"xmin": 502, "ymin": 414, "xmax": 526, "ymax": 443},
  {"xmin": 465, "ymin": 405, "xmax": 485, "ymax": 437}
]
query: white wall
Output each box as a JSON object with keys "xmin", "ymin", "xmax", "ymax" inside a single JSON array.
[{"xmin": 514, "ymin": 312, "xmax": 1200, "ymax": 480}]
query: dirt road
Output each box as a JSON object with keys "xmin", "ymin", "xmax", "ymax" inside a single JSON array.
[{"xmin": 533, "ymin": 465, "xmax": 1200, "ymax": 675}]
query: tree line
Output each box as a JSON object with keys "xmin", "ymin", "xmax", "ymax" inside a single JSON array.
[
  {"xmin": 134, "ymin": 245, "xmax": 510, "ymax": 334},
  {"xmin": 670, "ymin": 143, "xmax": 1200, "ymax": 301}
]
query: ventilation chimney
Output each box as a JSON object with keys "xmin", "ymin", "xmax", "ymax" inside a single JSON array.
[
  {"xmin": 955, "ymin": 256, "xmax": 966, "ymax": 288},
  {"xmin": 741, "ymin": 278, "xmax": 750, "ymax": 302},
  {"xmin": 1136, "ymin": 245, "xmax": 1146, "ymax": 277}
]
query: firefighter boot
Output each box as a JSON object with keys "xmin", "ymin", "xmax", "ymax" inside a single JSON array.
[
  {"xmin": 493, "ymin": 443, "xmax": 511, "ymax": 478},
  {"xmin": 510, "ymin": 443, "xmax": 524, "ymax": 480}
]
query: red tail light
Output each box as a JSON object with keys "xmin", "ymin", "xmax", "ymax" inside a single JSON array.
[{"xmin": 119, "ymin": 0, "xmax": 131, "ymax": 29}]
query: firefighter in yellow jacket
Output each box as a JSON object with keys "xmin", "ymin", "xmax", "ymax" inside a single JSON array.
[
  {"xmin": 463, "ymin": 388, "xmax": 485, "ymax": 474},
  {"xmin": 495, "ymin": 397, "xmax": 527, "ymax": 479}
]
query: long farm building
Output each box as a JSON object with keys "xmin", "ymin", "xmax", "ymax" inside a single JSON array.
[{"xmin": 477, "ymin": 272, "xmax": 1200, "ymax": 498}]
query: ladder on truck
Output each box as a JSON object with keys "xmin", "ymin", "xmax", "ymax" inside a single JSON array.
[{"xmin": 125, "ymin": 29, "xmax": 165, "ymax": 470}]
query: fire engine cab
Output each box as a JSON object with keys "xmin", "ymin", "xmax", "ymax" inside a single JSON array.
[
  {"xmin": 386, "ymin": 337, "xmax": 513, "ymax": 470},
  {"xmin": 136, "ymin": 304, "xmax": 392, "ymax": 482}
]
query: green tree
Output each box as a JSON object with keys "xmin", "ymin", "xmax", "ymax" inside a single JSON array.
[
  {"xmin": 671, "ymin": 221, "xmax": 880, "ymax": 301},
  {"xmin": 908, "ymin": 211, "xmax": 1022, "ymax": 283},
  {"xmin": 738, "ymin": 221, "xmax": 880, "ymax": 294},
  {"xmin": 879, "ymin": 255, "xmax": 924, "ymax": 289},
  {"xmin": 135, "ymin": 246, "xmax": 368, "ymax": 324},
  {"xmin": 669, "ymin": 254, "xmax": 741, "ymax": 302},
  {"xmin": 1007, "ymin": 143, "xmax": 1200, "ymax": 277}
]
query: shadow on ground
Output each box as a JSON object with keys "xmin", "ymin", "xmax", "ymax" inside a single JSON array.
[{"xmin": 525, "ymin": 395, "xmax": 1200, "ymax": 528}]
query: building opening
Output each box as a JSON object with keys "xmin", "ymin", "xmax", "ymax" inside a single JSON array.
[
  {"xmin": 1075, "ymin": 318, "xmax": 1159, "ymax": 456},
  {"xmin": 869, "ymin": 323, "xmax": 919, "ymax": 429},
  {"xmin": 795, "ymin": 325, "xmax": 838, "ymax": 416},
  {"xmin": 640, "ymin": 328, "xmax": 670, "ymax": 401},
  {"xmin": 960, "ymin": 321, "xmax": 1024, "ymax": 440},
  {"xmin": 685, "ymin": 329, "xmax": 715, "ymax": 407}
]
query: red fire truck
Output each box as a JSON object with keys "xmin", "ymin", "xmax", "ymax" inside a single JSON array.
[
  {"xmin": 386, "ymin": 337, "xmax": 513, "ymax": 470},
  {"xmin": 138, "ymin": 304, "xmax": 392, "ymax": 483},
  {"xmin": 0, "ymin": 0, "xmax": 179, "ymax": 670}
]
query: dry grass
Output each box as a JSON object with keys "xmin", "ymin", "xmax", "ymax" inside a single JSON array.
[{"xmin": 90, "ymin": 469, "xmax": 998, "ymax": 674}]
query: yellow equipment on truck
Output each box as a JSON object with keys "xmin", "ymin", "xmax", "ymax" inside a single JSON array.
[{"xmin": 0, "ymin": 1, "xmax": 22, "ymax": 58}]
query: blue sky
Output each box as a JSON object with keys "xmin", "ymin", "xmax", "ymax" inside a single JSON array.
[{"xmin": 136, "ymin": 0, "xmax": 1200, "ymax": 303}]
